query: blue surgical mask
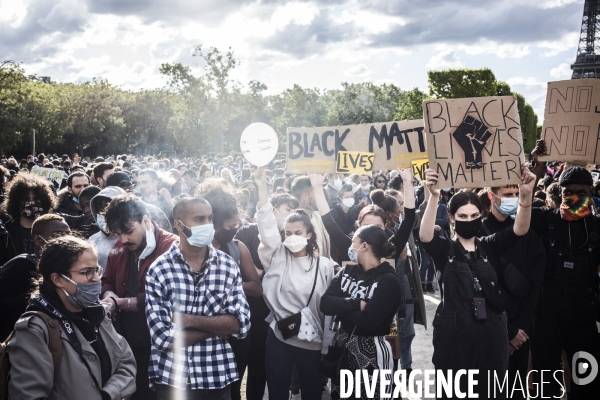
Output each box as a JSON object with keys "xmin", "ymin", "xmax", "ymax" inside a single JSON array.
[
  {"xmin": 348, "ymin": 244, "xmax": 363, "ymax": 263},
  {"xmin": 493, "ymin": 195, "xmax": 519, "ymax": 217},
  {"xmin": 180, "ymin": 222, "xmax": 215, "ymax": 248},
  {"xmin": 96, "ymin": 215, "xmax": 107, "ymax": 233}
]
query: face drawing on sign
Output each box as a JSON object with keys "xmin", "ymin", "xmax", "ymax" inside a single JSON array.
[{"xmin": 451, "ymin": 115, "xmax": 493, "ymax": 170}]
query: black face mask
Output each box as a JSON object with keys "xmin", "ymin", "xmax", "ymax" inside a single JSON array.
[
  {"xmin": 216, "ymin": 227, "xmax": 238, "ymax": 245},
  {"xmin": 454, "ymin": 217, "xmax": 482, "ymax": 239}
]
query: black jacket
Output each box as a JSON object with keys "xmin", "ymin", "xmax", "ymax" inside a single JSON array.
[
  {"xmin": 0, "ymin": 253, "xmax": 38, "ymax": 341},
  {"xmin": 321, "ymin": 261, "xmax": 401, "ymax": 336},
  {"xmin": 478, "ymin": 213, "xmax": 546, "ymax": 340}
]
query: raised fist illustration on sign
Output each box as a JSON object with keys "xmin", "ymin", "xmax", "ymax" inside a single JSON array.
[{"xmin": 452, "ymin": 115, "xmax": 493, "ymax": 170}]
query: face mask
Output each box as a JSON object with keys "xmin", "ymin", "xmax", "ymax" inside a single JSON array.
[
  {"xmin": 283, "ymin": 235, "xmax": 308, "ymax": 253},
  {"xmin": 180, "ymin": 222, "xmax": 215, "ymax": 248},
  {"xmin": 361, "ymin": 183, "xmax": 371, "ymax": 191},
  {"xmin": 60, "ymin": 275, "xmax": 101, "ymax": 309},
  {"xmin": 348, "ymin": 243, "xmax": 363, "ymax": 263},
  {"xmin": 21, "ymin": 201, "xmax": 44, "ymax": 220},
  {"xmin": 139, "ymin": 227, "xmax": 156, "ymax": 259},
  {"xmin": 342, "ymin": 198, "xmax": 355, "ymax": 208},
  {"xmin": 454, "ymin": 217, "xmax": 482, "ymax": 239},
  {"xmin": 276, "ymin": 213, "xmax": 287, "ymax": 230},
  {"xmin": 493, "ymin": 195, "xmax": 519, "ymax": 217},
  {"xmin": 560, "ymin": 194, "xmax": 591, "ymax": 221},
  {"xmin": 216, "ymin": 227, "xmax": 238, "ymax": 244},
  {"xmin": 333, "ymin": 177, "xmax": 343, "ymax": 190},
  {"xmin": 96, "ymin": 215, "xmax": 109, "ymax": 235}
]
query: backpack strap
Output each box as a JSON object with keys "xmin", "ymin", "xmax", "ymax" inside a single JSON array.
[
  {"xmin": 226, "ymin": 240, "xmax": 241, "ymax": 266},
  {"xmin": 18, "ymin": 311, "xmax": 62, "ymax": 381}
]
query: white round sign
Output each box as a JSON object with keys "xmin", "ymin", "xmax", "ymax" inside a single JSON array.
[{"xmin": 240, "ymin": 123, "xmax": 279, "ymax": 166}]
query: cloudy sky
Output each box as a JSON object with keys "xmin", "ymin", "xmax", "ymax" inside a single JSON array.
[{"xmin": 0, "ymin": 0, "xmax": 587, "ymax": 121}]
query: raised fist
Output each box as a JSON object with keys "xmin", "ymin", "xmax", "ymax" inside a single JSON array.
[{"xmin": 452, "ymin": 116, "xmax": 493, "ymax": 170}]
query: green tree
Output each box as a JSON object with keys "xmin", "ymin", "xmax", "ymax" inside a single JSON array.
[
  {"xmin": 324, "ymin": 82, "xmax": 403, "ymax": 125},
  {"xmin": 393, "ymin": 88, "xmax": 428, "ymax": 121},
  {"xmin": 427, "ymin": 68, "xmax": 540, "ymax": 154},
  {"xmin": 428, "ymin": 68, "xmax": 498, "ymax": 99}
]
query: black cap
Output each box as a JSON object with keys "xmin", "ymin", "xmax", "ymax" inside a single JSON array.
[
  {"xmin": 106, "ymin": 171, "xmax": 131, "ymax": 187},
  {"xmin": 559, "ymin": 166, "xmax": 593, "ymax": 187}
]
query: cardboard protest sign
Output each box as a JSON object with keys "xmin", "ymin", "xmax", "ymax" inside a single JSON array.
[
  {"xmin": 423, "ymin": 96, "xmax": 525, "ymax": 188},
  {"xmin": 240, "ymin": 123, "xmax": 279, "ymax": 166},
  {"xmin": 335, "ymin": 151, "xmax": 374, "ymax": 174},
  {"xmin": 286, "ymin": 120, "xmax": 427, "ymax": 174},
  {"xmin": 539, "ymin": 79, "xmax": 600, "ymax": 164},
  {"xmin": 411, "ymin": 159, "xmax": 429, "ymax": 182},
  {"xmin": 31, "ymin": 166, "xmax": 67, "ymax": 189}
]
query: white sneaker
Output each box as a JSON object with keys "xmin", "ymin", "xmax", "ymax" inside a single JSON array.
[{"xmin": 290, "ymin": 392, "xmax": 302, "ymax": 400}]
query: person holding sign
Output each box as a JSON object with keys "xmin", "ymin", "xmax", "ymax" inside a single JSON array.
[
  {"xmin": 419, "ymin": 164, "xmax": 535, "ymax": 399},
  {"xmin": 254, "ymin": 167, "xmax": 334, "ymax": 400}
]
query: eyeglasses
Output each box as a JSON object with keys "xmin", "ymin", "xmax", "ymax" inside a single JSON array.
[{"xmin": 73, "ymin": 267, "xmax": 103, "ymax": 282}]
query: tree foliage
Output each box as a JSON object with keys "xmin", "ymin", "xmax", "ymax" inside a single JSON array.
[
  {"xmin": 427, "ymin": 67, "xmax": 540, "ymax": 153},
  {"xmin": 0, "ymin": 55, "xmax": 540, "ymax": 157}
]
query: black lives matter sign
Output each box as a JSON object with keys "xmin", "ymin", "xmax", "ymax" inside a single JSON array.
[
  {"xmin": 423, "ymin": 96, "xmax": 525, "ymax": 188},
  {"xmin": 285, "ymin": 120, "xmax": 427, "ymax": 174}
]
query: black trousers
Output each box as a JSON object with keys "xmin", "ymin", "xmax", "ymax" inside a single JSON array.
[
  {"xmin": 245, "ymin": 318, "xmax": 269, "ymax": 400},
  {"xmin": 228, "ymin": 335, "xmax": 251, "ymax": 400},
  {"xmin": 131, "ymin": 345, "xmax": 156, "ymax": 400},
  {"xmin": 532, "ymin": 290, "xmax": 600, "ymax": 399},
  {"xmin": 433, "ymin": 311, "xmax": 509, "ymax": 399}
]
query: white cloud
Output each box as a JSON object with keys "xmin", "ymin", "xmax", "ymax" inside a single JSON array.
[
  {"xmin": 550, "ymin": 62, "xmax": 573, "ymax": 79},
  {"xmin": 344, "ymin": 63, "xmax": 372, "ymax": 77},
  {"xmin": 426, "ymin": 50, "xmax": 463, "ymax": 69},
  {"xmin": 0, "ymin": 0, "xmax": 28, "ymax": 27}
]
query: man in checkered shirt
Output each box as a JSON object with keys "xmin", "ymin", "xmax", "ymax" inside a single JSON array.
[{"xmin": 145, "ymin": 197, "xmax": 250, "ymax": 400}]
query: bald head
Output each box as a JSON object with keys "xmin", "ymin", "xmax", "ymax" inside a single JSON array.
[{"xmin": 173, "ymin": 197, "xmax": 211, "ymax": 222}]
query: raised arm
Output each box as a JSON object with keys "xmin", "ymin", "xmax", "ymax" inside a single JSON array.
[
  {"xmin": 255, "ymin": 166, "xmax": 269, "ymax": 210},
  {"xmin": 513, "ymin": 164, "xmax": 536, "ymax": 237},
  {"xmin": 308, "ymin": 173, "xmax": 331, "ymax": 215},
  {"xmin": 419, "ymin": 169, "xmax": 441, "ymax": 244},
  {"xmin": 400, "ymin": 169, "xmax": 415, "ymax": 209}
]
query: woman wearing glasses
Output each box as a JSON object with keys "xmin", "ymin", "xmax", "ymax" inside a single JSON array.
[
  {"xmin": 373, "ymin": 173, "xmax": 388, "ymax": 190},
  {"xmin": 7, "ymin": 235, "xmax": 137, "ymax": 400}
]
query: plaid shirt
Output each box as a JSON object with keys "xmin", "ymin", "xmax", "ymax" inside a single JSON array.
[{"xmin": 145, "ymin": 243, "xmax": 250, "ymax": 389}]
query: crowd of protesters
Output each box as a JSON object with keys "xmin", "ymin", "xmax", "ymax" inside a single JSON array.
[{"xmin": 0, "ymin": 141, "xmax": 598, "ymax": 400}]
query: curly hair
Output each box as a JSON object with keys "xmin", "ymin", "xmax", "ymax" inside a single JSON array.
[
  {"xmin": 0, "ymin": 172, "xmax": 58, "ymax": 220},
  {"xmin": 195, "ymin": 179, "xmax": 239, "ymax": 229},
  {"xmin": 36, "ymin": 235, "xmax": 95, "ymax": 297}
]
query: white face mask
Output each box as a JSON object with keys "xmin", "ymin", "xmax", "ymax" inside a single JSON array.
[
  {"xmin": 181, "ymin": 222, "xmax": 215, "ymax": 248},
  {"xmin": 139, "ymin": 225, "xmax": 156, "ymax": 260},
  {"xmin": 96, "ymin": 215, "xmax": 107, "ymax": 233},
  {"xmin": 361, "ymin": 183, "xmax": 371, "ymax": 191},
  {"xmin": 342, "ymin": 198, "xmax": 355, "ymax": 208},
  {"xmin": 333, "ymin": 177, "xmax": 343, "ymax": 190},
  {"xmin": 283, "ymin": 235, "xmax": 308, "ymax": 253}
]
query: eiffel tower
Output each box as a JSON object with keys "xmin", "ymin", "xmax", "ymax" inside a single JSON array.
[{"xmin": 571, "ymin": 0, "xmax": 600, "ymax": 78}]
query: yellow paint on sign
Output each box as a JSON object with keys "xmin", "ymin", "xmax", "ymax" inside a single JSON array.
[
  {"xmin": 335, "ymin": 151, "xmax": 374, "ymax": 174},
  {"xmin": 411, "ymin": 159, "xmax": 429, "ymax": 181}
]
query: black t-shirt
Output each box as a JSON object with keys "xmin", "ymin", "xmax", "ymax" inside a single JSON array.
[{"xmin": 422, "ymin": 226, "xmax": 520, "ymax": 274}]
